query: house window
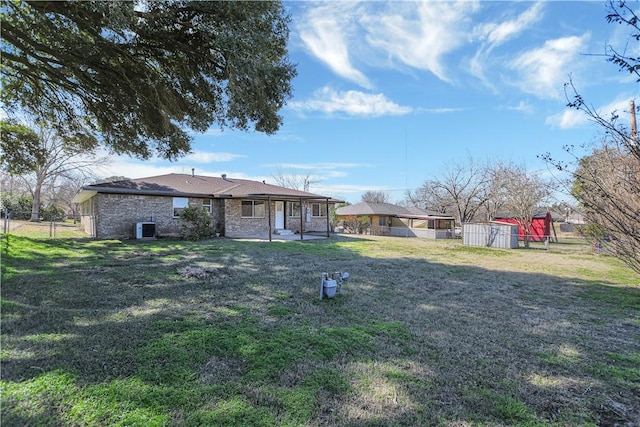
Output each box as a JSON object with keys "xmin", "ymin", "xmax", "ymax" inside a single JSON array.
[
  {"xmin": 173, "ymin": 197, "xmax": 189, "ymax": 217},
  {"xmin": 241, "ymin": 200, "xmax": 265, "ymax": 218},
  {"xmin": 311, "ymin": 203, "xmax": 326, "ymax": 217},
  {"xmin": 202, "ymin": 199, "xmax": 212, "ymax": 214},
  {"xmin": 288, "ymin": 202, "xmax": 301, "ymax": 217}
]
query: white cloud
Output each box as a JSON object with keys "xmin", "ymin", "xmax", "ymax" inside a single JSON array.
[
  {"xmin": 298, "ymin": 3, "xmax": 372, "ymax": 88},
  {"xmin": 509, "ymin": 34, "xmax": 590, "ymax": 99},
  {"xmin": 362, "ymin": 1, "xmax": 478, "ymax": 82},
  {"xmin": 479, "ymin": 2, "xmax": 543, "ymax": 45},
  {"xmin": 272, "ymin": 162, "xmax": 372, "ymax": 171},
  {"xmin": 289, "ymin": 86, "xmax": 412, "ymax": 117},
  {"xmin": 470, "ymin": 2, "xmax": 544, "ymax": 86},
  {"xmin": 503, "ymin": 100, "xmax": 534, "ymax": 113},
  {"xmin": 545, "ymin": 109, "xmax": 587, "ymax": 129},
  {"xmin": 414, "ymin": 107, "xmax": 466, "ymax": 114},
  {"xmin": 183, "ymin": 151, "xmax": 246, "ymax": 163},
  {"xmin": 297, "ymin": 1, "xmax": 479, "ymax": 85},
  {"xmin": 545, "ymin": 95, "xmax": 635, "ymax": 129}
]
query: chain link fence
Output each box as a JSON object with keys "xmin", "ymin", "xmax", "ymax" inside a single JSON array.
[{"xmin": 2, "ymin": 210, "xmax": 72, "ymax": 238}]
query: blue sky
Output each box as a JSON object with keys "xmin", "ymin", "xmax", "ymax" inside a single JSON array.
[{"xmin": 97, "ymin": 1, "xmax": 639, "ymax": 204}]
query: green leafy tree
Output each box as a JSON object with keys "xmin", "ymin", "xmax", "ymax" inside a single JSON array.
[
  {"xmin": 0, "ymin": 120, "xmax": 43, "ymax": 175},
  {"xmin": 1, "ymin": 1, "xmax": 296, "ymax": 160},
  {"xmin": 0, "ymin": 194, "xmax": 34, "ymax": 220}
]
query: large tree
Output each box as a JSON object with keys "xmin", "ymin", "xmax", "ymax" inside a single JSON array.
[
  {"xmin": 361, "ymin": 191, "xmax": 391, "ymax": 204},
  {"xmin": 0, "ymin": 119, "xmax": 108, "ymax": 221},
  {"xmin": 543, "ymin": 0, "xmax": 640, "ymax": 273},
  {"xmin": 409, "ymin": 158, "xmax": 491, "ymax": 224},
  {"xmin": 491, "ymin": 162, "xmax": 551, "ymax": 248},
  {"xmin": 571, "ymin": 143, "xmax": 640, "ymax": 272},
  {"xmin": 1, "ymin": 1, "xmax": 296, "ymax": 160},
  {"xmin": 271, "ymin": 165, "xmax": 319, "ymax": 192}
]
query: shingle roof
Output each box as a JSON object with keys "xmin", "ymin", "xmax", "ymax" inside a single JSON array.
[
  {"xmin": 73, "ymin": 173, "xmax": 335, "ymax": 203},
  {"xmin": 335, "ymin": 202, "xmax": 454, "ymax": 219}
]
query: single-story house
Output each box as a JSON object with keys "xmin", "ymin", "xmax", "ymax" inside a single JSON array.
[
  {"xmin": 335, "ymin": 202, "xmax": 456, "ymax": 239},
  {"xmin": 491, "ymin": 211, "xmax": 561, "ymax": 242},
  {"xmin": 71, "ymin": 173, "xmax": 340, "ymax": 240}
]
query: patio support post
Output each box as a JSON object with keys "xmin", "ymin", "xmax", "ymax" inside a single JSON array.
[
  {"xmin": 268, "ymin": 196, "xmax": 272, "ymax": 242},
  {"xmin": 299, "ymin": 197, "xmax": 304, "ymax": 240},
  {"xmin": 325, "ymin": 198, "xmax": 330, "ymax": 237}
]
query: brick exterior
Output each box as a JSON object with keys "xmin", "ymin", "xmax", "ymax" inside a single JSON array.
[
  {"xmin": 79, "ymin": 193, "xmax": 224, "ymax": 239},
  {"xmin": 224, "ymin": 199, "xmax": 329, "ymax": 238},
  {"xmin": 78, "ymin": 194, "xmax": 329, "ymax": 239}
]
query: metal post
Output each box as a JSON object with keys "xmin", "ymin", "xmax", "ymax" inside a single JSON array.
[
  {"xmin": 267, "ymin": 196, "xmax": 272, "ymax": 242},
  {"xmin": 325, "ymin": 198, "xmax": 330, "ymax": 237},
  {"xmin": 299, "ymin": 197, "xmax": 304, "ymax": 240}
]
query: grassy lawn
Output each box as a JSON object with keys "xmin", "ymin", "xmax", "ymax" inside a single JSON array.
[{"xmin": 1, "ymin": 224, "xmax": 639, "ymax": 426}]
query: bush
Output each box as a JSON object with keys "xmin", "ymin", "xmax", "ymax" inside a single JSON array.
[
  {"xmin": 179, "ymin": 206, "xmax": 214, "ymax": 240},
  {"xmin": 41, "ymin": 205, "xmax": 66, "ymax": 221},
  {"xmin": 1, "ymin": 194, "xmax": 35, "ymax": 220}
]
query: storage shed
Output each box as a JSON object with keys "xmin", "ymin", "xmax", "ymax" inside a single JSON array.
[
  {"xmin": 463, "ymin": 222, "xmax": 519, "ymax": 249},
  {"xmin": 492, "ymin": 211, "xmax": 552, "ymax": 242}
]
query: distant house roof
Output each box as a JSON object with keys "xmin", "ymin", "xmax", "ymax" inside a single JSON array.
[
  {"xmin": 72, "ymin": 173, "xmax": 339, "ymax": 204},
  {"xmin": 335, "ymin": 202, "xmax": 454, "ymax": 219}
]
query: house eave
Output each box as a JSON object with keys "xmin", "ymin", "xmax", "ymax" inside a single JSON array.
[
  {"xmin": 72, "ymin": 187, "xmax": 342, "ymax": 204},
  {"xmin": 246, "ymin": 193, "xmax": 343, "ymax": 203},
  {"xmin": 72, "ymin": 186, "xmax": 214, "ymax": 203}
]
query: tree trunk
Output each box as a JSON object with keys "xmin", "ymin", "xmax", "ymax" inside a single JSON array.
[{"xmin": 29, "ymin": 174, "xmax": 45, "ymax": 222}]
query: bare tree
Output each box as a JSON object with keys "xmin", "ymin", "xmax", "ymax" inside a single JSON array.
[
  {"xmin": 48, "ymin": 173, "xmax": 95, "ymax": 222},
  {"xmin": 547, "ymin": 90, "xmax": 640, "ymax": 272},
  {"xmin": 572, "ymin": 143, "xmax": 639, "ymax": 269},
  {"xmin": 408, "ymin": 157, "xmax": 491, "ymax": 223},
  {"xmin": 0, "ymin": 119, "xmax": 109, "ymax": 221},
  {"xmin": 541, "ymin": 0, "xmax": 640, "ymax": 273},
  {"xmin": 492, "ymin": 162, "xmax": 551, "ymax": 248},
  {"xmin": 271, "ymin": 165, "xmax": 319, "ymax": 192},
  {"xmin": 361, "ymin": 191, "xmax": 391, "ymax": 204}
]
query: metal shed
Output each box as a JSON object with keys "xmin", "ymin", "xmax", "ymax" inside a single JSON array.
[{"xmin": 462, "ymin": 222, "xmax": 519, "ymax": 249}]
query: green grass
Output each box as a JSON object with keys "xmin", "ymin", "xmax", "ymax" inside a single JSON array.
[{"xmin": 1, "ymin": 229, "xmax": 639, "ymax": 426}]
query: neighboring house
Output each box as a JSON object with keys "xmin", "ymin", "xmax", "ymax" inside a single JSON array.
[
  {"xmin": 335, "ymin": 202, "xmax": 456, "ymax": 239},
  {"xmin": 492, "ymin": 211, "xmax": 560, "ymax": 242},
  {"xmin": 72, "ymin": 173, "xmax": 339, "ymax": 240}
]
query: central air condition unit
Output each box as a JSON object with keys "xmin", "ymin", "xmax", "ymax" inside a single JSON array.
[{"xmin": 135, "ymin": 222, "xmax": 156, "ymax": 239}]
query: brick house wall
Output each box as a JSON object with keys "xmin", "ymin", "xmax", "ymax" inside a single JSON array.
[
  {"xmin": 79, "ymin": 193, "xmax": 223, "ymax": 239},
  {"xmin": 224, "ymin": 199, "xmax": 330, "ymax": 238},
  {"xmin": 286, "ymin": 210, "xmax": 328, "ymax": 234},
  {"xmin": 78, "ymin": 194, "xmax": 329, "ymax": 239}
]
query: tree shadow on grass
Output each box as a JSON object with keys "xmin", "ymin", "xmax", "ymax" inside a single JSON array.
[{"xmin": 1, "ymin": 235, "xmax": 639, "ymax": 426}]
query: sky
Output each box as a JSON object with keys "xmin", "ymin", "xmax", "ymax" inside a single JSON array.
[{"xmin": 95, "ymin": 0, "xmax": 640, "ymax": 204}]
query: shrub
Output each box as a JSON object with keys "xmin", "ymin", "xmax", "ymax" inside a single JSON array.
[
  {"xmin": 179, "ymin": 206, "xmax": 214, "ymax": 240},
  {"xmin": 41, "ymin": 205, "xmax": 66, "ymax": 221},
  {"xmin": 1, "ymin": 194, "xmax": 35, "ymax": 220}
]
